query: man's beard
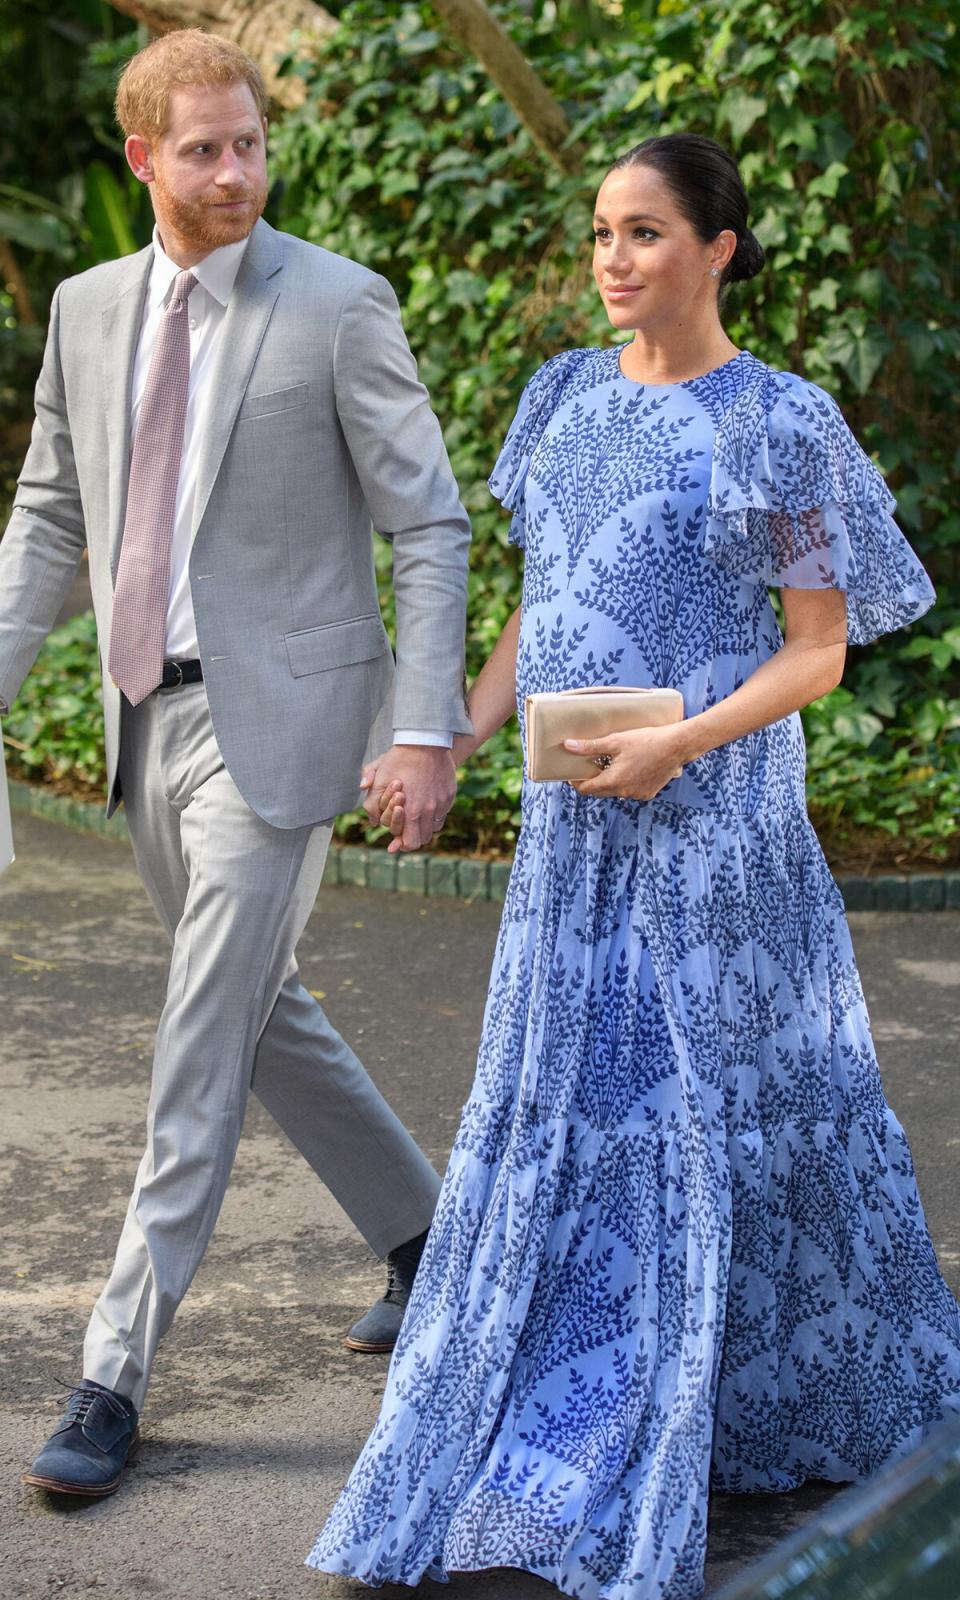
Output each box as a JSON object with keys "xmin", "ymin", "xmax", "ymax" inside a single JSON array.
[{"xmin": 153, "ymin": 170, "xmax": 268, "ymax": 254}]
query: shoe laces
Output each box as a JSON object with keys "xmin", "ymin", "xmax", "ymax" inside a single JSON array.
[
  {"xmin": 384, "ymin": 1258, "xmax": 404, "ymax": 1304},
  {"xmin": 383, "ymin": 1228, "xmax": 429, "ymax": 1303},
  {"xmin": 58, "ymin": 1381, "xmax": 129, "ymax": 1428}
]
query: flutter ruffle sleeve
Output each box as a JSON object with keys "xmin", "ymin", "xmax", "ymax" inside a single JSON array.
[
  {"xmin": 488, "ymin": 350, "xmax": 585, "ymax": 548},
  {"xmin": 704, "ymin": 370, "xmax": 936, "ymax": 645}
]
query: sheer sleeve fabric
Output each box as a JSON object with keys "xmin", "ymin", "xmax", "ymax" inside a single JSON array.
[{"xmin": 704, "ymin": 370, "xmax": 935, "ymax": 645}]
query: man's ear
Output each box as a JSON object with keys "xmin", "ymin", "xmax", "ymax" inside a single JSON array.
[{"xmin": 125, "ymin": 134, "xmax": 154, "ymax": 184}]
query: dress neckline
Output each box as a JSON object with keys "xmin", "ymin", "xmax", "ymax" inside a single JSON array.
[{"xmin": 613, "ymin": 346, "xmax": 752, "ymax": 391}]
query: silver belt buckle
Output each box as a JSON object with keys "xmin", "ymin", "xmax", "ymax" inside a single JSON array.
[{"xmin": 158, "ymin": 660, "xmax": 184, "ymax": 693}]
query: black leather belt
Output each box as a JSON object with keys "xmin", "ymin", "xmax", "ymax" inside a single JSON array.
[{"xmin": 157, "ymin": 658, "xmax": 204, "ymax": 692}]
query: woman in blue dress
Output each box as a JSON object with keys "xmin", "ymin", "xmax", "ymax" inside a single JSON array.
[{"xmin": 307, "ymin": 134, "xmax": 960, "ymax": 1600}]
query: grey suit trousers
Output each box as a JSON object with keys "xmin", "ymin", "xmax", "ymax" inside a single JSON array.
[{"xmin": 83, "ymin": 683, "xmax": 441, "ymax": 1409}]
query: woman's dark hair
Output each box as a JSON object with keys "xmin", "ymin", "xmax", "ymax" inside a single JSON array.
[{"xmin": 609, "ymin": 133, "xmax": 765, "ymax": 287}]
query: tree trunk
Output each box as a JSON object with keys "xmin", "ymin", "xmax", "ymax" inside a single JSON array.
[
  {"xmin": 431, "ymin": 0, "xmax": 581, "ymax": 172},
  {"xmin": 105, "ymin": 0, "xmax": 581, "ymax": 169},
  {"xmin": 105, "ymin": 0, "xmax": 339, "ymax": 109}
]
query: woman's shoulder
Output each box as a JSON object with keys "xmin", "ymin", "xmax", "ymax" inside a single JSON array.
[
  {"xmin": 735, "ymin": 356, "xmax": 845, "ymax": 424},
  {"xmin": 716, "ymin": 356, "xmax": 862, "ymax": 469},
  {"xmin": 712, "ymin": 355, "xmax": 891, "ymax": 514},
  {"xmin": 505, "ymin": 345, "xmax": 615, "ymax": 448},
  {"xmin": 523, "ymin": 344, "xmax": 616, "ymax": 400},
  {"xmin": 490, "ymin": 347, "xmax": 612, "ymax": 515}
]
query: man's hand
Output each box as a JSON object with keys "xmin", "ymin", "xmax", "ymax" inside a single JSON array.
[{"xmin": 360, "ymin": 745, "xmax": 457, "ymax": 854}]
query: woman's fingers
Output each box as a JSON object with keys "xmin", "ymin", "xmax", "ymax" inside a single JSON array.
[
  {"xmin": 563, "ymin": 735, "xmax": 619, "ymax": 763},
  {"xmin": 378, "ymin": 779, "xmax": 404, "ymax": 813}
]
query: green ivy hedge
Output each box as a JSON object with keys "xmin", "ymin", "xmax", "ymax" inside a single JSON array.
[
  {"xmin": 275, "ymin": 0, "xmax": 959, "ymax": 863},
  {"xmin": 4, "ymin": 0, "xmax": 959, "ymax": 866}
]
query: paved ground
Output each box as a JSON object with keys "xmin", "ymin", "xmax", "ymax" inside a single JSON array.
[{"xmin": 1, "ymin": 812, "xmax": 957, "ymax": 1599}]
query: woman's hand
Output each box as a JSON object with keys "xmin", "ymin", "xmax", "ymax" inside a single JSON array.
[{"xmin": 566, "ymin": 724, "xmax": 685, "ymax": 800}]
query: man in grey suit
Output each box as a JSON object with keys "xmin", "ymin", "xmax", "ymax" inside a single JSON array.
[{"xmin": 1, "ymin": 30, "xmax": 471, "ymax": 1497}]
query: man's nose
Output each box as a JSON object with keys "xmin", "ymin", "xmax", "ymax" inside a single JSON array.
[{"xmin": 214, "ymin": 149, "xmax": 244, "ymax": 186}]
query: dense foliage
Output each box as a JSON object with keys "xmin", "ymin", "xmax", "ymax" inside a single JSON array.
[
  {"xmin": 3, "ymin": 611, "xmax": 106, "ymax": 794},
  {"xmin": 3, "ymin": 0, "xmax": 958, "ymax": 865},
  {"xmin": 0, "ymin": 2, "xmax": 146, "ymax": 473},
  {"xmin": 271, "ymin": 0, "xmax": 960, "ymax": 861}
]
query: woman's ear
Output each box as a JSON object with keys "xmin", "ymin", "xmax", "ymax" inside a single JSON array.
[{"xmin": 711, "ymin": 227, "xmax": 738, "ymax": 276}]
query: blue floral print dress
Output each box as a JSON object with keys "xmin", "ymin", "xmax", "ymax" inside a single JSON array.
[{"xmin": 308, "ymin": 348, "xmax": 959, "ymax": 1600}]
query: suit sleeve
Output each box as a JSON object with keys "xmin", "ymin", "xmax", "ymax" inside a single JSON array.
[
  {"xmin": 0, "ymin": 284, "xmax": 87, "ymax": 712},
  {"xmin": 332, "ymin": 272, "xmax": 471, "ymax": 736}
]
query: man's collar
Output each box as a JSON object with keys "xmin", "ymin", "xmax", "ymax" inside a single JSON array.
[{"xmin": 149, "ymin": 226, "xmax": 251, "ymax": 308}]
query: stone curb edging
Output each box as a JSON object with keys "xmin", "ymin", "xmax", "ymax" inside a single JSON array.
[{"xmin": 7, "ymin": 778, "xmax": 959, "ymax": 911}]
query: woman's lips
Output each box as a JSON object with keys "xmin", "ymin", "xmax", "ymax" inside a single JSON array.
[{"xmin": 605, "ymin": 285, "xmax": 644, "ymax": 298}]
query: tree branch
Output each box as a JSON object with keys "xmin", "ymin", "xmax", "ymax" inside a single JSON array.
[
  {"xmin": 105, "ymin": 0, "xmax": 339, "ymax": 109},
  {"xmin": 431, "ymin": 0, "xmax": 581, "ymax": 172},
  {"xmin": 104, "ymin": 0, "xmax": 581, "ymax": 169}
]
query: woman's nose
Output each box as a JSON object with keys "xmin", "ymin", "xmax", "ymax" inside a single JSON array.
[{"xmin": 606, "ymin": 244, "xmax": 633, "ymax": 277}]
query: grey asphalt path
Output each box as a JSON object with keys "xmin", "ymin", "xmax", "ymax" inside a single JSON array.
[{"xmin": 1, "ymin": 812, "xmax": 957, "ymax": 1600}]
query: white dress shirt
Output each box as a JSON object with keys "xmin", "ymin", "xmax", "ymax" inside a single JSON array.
[{"xmin": 130, "ymin": 229, "xmax": 449, "ymax": 747}]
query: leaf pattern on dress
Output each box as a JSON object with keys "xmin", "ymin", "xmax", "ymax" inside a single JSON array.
[{"xmin": 308, "ymin": 349, "xmax": 958, "ymax": 1600}]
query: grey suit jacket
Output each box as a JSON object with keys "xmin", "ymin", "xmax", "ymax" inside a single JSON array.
[{"xmin": 0, "ymin": 219, "xmax": 471, "ymax": 827}]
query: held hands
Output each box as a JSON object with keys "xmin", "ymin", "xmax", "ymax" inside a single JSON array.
[
  {"xmin": 566, "ymin": 725, "xmax": 686, "ymax": 801},
  {"xmin": 363, "ymin": 726, "xmax": 685, "ymax": 849},
  {"xmin": 360, "ymin": 745, "xmax": 458, "ymax": 855}
]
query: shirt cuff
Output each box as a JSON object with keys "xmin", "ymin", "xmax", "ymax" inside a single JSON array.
[{"xmin": 393, "ymin": 730, "xmax": 454, "ymax": 748}]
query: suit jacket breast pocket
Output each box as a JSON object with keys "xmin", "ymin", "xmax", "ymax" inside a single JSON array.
[{"xmin": 237, "ymin": 382, "xmax": 310, "ymax": 422}]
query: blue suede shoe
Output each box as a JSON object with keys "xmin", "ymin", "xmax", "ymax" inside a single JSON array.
[
  {"xmin": 343, "ymin": 1228, "xmax": 429, "ymax": 1353},
  {"xmin": 23, "ymin": 1381, "xmax": 139, "ymax": 1497}
]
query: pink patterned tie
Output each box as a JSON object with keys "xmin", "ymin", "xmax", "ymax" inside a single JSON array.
[{"xmin": 109, "ymin": 269, "xmax": 198, "ymax": 706}]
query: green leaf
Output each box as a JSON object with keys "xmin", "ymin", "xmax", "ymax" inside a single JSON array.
[
  {"xmin": 820, "ymin": 222, "xmax": 852, "ymax": 257},
  {"xmin": 718, "ymin": 90, "xmax": 767, "ymax": 142},
  {"xmin": 806, "ymin": 161, "xmax": 850, "ymax": 199},
  {"xmin": 809, "ymin": 278, "xmax": 839, "ymax": 312},
  {"xmin": 379, "ymin": 170, "xmax": 420, "ymax": 200},
  {"xmin": 822, "ymin": 324, "xmax": 892, "ymax": 394},
  {"xmin": 653, "ymin": 62, "xmax": 695, "ymax": 106},
  {"xmin": 84, "ymin": 162, "xmax": 137, "ymax": 260},
  {"xmin": 0, "ymin": 204, "xmax": 72, "ymax": 253},
  {"xmin": 788, "ymin": 33, "xmax": 838, "ymax": 68}
]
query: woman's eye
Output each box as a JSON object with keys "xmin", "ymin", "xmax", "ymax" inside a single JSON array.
[{"xmin": 592, "ymin": 229, "xmax": 610, "ymax": 241}]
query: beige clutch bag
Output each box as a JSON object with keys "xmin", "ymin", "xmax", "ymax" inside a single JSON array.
[{"xmin": 525, "ymin": 686, "xmax": 684, "ymax": 781}]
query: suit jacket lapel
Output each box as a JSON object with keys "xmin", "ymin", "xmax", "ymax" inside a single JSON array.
[
  {"xmin": 191, "ymin": 219, "xmax": 283, "ymax": 541},
  {"xmin": 101, "ymin": 246, "xmax": 153, "ymax": 579}
]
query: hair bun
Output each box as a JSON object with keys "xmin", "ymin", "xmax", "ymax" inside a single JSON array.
[{"xmin": 729, "ymin": 229, "xmax": 765, "ymax": 283}]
